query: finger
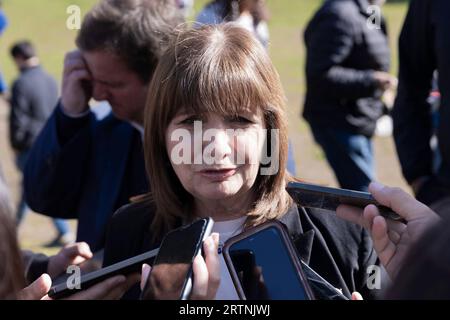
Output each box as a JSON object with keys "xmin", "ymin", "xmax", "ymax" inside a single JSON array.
[
  {"xmin": 385, "ymin": 218, "xmax": 407, "ymax": 235},
  {"xmin": 101, "ymin": 273, "xmax": 140, "ymax": 300},
  {"xmin": 68, "ymin": 70, "xmax": 91, "ymax": 83},
  {"xmin": 369, "ymin": 182, "xmax": 434, "ymax": 221},
  {"xmin": 336, "ymin": 204, "xmax": 365, "ymax": 227},
  {"xmin": 204, "ymin": 234, "xmax": 220, "ymax": 299},
  {"xmin": 66, "ymin": 275, "xmax": 126, "ymax": 300},
  {"xmin": 365, "ymin": 204, "xmax": 406, "ymax": 235},
  {"xmin": 351, "ymin": 292, "xmax": 363, "ymax": 300},
  {"xmin": 370, "ymin": 215, "xmax": 396, "ymax": 266},
  {"xmin": 62, "ymin": 242, "xmax": 93, "ymax": 259},
  {"xmin": 388, "ymin": 230, "xmax": 401, "ymax": 244},
  {"xmin": 64, "ymin": 59, "xmax": 88, "ymax": 75},
  {"xmin": 363, "ymin": 204, "xmax": 380, "ymax": 231},
  {"xmin": 18, "ymin": 274, "xmax": 52, "ymax": 300},
  {"xmin": 140, "ymin": 264, "xmax": 152, "ymax": 291},
  {"xmin": 190, "ymin": 255, "xmax": 209, "ymax": 300}
]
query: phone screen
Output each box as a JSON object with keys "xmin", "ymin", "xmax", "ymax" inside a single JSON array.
[
  {"xmin": 228, "ymin": 226, "xmax": 310, "ymax": 300},
  {"xmin": 141, "ymin": 218, "xmax": 212, "ymax": 300}
]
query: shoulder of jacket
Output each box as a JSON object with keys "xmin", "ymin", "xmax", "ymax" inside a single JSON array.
[{"xmin": 111, "ymin": 200, "xmax": 155, "ymax": 227}]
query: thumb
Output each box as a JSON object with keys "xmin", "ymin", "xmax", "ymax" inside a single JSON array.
[
  {"xmin": 18, "ymin": 274, "xmax": 52, "ymax": 300},
  {"xmin": 351, "ymin": 291, "xmax": 363, "ymax": 300},
  {"xmin": 140, "ymin": 264, "xmax": 152, "ymax": 291}
]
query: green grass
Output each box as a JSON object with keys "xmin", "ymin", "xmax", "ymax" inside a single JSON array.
[{"xmin": 1, "ymin": 0, "xmax": 407, "ymax": 92}]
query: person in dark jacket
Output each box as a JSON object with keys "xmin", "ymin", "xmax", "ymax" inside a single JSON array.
[
  {"xmin": 9, "ymin": 40, "xmax": 73, "ymax": 246},
  {"xmin": 392, "ymin": 0, "xmax": 450, "ymax": 215},
  {"xmin": 23, "ymin": 0, "xmax": 184, "ymax": 251},
  {"xmin": 103, "ymin": 24, "xmax": 379, "ymax": 300},
  {"xmin": 303, "ymin": 0, "xmax": 397, "ymax": 191}
]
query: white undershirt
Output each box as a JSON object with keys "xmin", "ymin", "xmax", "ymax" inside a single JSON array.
[{"xmin": 212, "ymin": 216, "xmax": 247, "ymax": 300}]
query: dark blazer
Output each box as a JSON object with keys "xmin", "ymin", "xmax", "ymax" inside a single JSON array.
[
  {"xmin": 103, "ymin": 201, "xmax": 378, "ymax": 300},
  {"xmin": 24, "ymin": 104, "xmax": 148, "ymax": 251},
  {"xmin": 303, "ymin": 0, "xmax": 390, "ymax": 137},
  {"xmin": 393, "ymin": 0, "xmax": 450, "ymax": 187}
]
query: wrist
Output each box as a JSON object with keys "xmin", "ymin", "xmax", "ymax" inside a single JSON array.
[{"xmin": 60, "ymin": 99, "xmax": 89, "ymax": 118}]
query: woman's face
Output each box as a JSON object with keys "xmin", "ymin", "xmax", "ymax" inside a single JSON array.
[{"xmin": 166, "ymin": 108, "xmax": 267, "ymax": 205}]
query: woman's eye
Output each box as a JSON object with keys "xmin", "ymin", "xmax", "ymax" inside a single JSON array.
[
  {"xmin": 228, "ymin": 116, "xmax": 253, "ymax": 124},
  {"xmin": 178, "ymin": 116, "xmax": 202, "ymax": 125}
]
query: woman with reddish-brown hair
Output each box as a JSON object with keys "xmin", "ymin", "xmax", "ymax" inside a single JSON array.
[{"xmin": 102, "ymin": 23, "xmax": 380, "ymax": 300}]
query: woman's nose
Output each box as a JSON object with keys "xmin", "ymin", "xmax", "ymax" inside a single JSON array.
[{"xmin": 203, "ymin": 128, "xmax": 233, "ymax": 161}]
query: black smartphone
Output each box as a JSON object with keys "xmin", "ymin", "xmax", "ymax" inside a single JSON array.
[
  {"xmin": 47, "ymin": 248, "xmax": 159, "ymax": 299},
  {"xmin": 51, "ymin": 249, "xmax": 104, "ymax": 287},
  {"xmin": 141, "ymin": 217, "xmax": 214, "ymax": 300},
  {"xmin": 223, "ymin": 221, "xmax": 314, "ymax": 300},
  {"xmin": 286, "ymin": 181, "xmax": 405, "ymax": 222}
]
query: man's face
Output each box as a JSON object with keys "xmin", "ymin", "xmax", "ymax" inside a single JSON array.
[{"xmin": 83, "ymin": 50, "xmax": 149, "ymax": 124}]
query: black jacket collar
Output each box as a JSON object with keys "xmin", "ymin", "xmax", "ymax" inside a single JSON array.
[{"xmin": 279, "ymin": 206, "xmax": 315, "ymax": 265}]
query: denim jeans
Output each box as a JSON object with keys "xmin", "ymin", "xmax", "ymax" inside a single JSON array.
[
  {"xmin": 16, "ymin": 150, "xmax": 70, "ymax": 235},
  {"xmin": 309, "ymin": 125, "xmax": 374, "ymax": 192}
]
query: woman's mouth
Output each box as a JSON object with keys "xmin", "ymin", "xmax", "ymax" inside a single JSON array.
[{"xmin": 199, "ymin": 168, "xmax": 237, "ymax": 181}]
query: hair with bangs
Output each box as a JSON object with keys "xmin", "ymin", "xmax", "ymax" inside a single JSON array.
[{"xmin": 143, "ymin": 23, "xmax": 292, "ymax": 237}]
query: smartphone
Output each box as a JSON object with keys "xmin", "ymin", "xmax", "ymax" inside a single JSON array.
[
  {"xmin": 286, "ymin": 181, "xmax": 405, "ymax": 222},
  {"xmin": 48, "ymin": 247, "xmax": 159, "ymax": 299},
  {"xmin": 223, "ymin": 220, "xmax": 314, "ymax": 300},
  {"xmin": 141, "ymin": 217, "xmax": 214, "ymax": 300},
  {"xmin": 51, "ymin": 249, "xmax": 104, "ymax": 287}
]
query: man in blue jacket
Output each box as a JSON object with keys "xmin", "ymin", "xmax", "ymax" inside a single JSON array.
[{"xmin": 24, "ymin": 0, "xmax": 184, "ymax": 251}]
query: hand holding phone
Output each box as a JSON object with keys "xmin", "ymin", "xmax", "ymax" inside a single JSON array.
[
  {"xmin": 61, "ymin": 50, "xmax": 92, "ymax": 115},
  {"xmin": 223, "ymin": 220, "xmax": 314, "ymax": 300},
  {"xmin": 141, "ymin": 218, "xmax": 215, "ymax": 300},
  {"xmin": 47, "ymin": 247, "xmax": 159, "ymax": 299},
  {"xmin": 286, "ymin": 181, "xmax": 405, "ymax": 222}
]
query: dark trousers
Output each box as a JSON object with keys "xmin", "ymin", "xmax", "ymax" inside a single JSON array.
[{"xmin": 309, "ymin": 125, "xmax": 374, "ymax": 192}]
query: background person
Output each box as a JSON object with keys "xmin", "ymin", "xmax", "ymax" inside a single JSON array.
[
  {"xmin": 9, "ymin": 40, "xmax": 74, "ymax": 247},
  {"xmin": 392, "ymin": 0, "xmax": 450, "ymax": 216},
  {"xmin": 303, "ymin": 0, "xmax": 396, "ymax": 191},
  {"xmin": 23, "ymin": 0, "xmax": 184, "ymax": 251}
]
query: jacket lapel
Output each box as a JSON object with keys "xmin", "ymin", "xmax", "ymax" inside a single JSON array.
[{"xmin": 279, "ymin": 205, "xmax": 315, "ymax": 264}]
